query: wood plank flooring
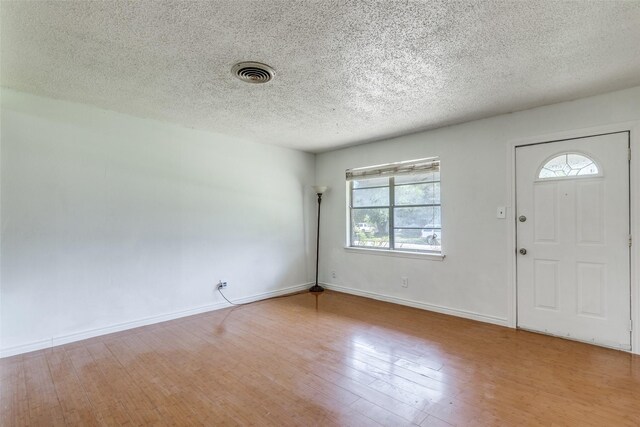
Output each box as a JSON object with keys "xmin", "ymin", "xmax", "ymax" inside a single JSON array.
[{"xmin": 2, "ymin": 290, "xmax": 639, "ymax": 426}]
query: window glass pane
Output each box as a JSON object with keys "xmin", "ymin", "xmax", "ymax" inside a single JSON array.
[
  {"xmin": 567, "ymin": 154, "xmax": 592, "ymax": 170},
  {"xmin": 431, "ymin": 182, "xmax": 441, "ymax": 204},
  {"xmin": 394, "ymin": 228, "xmax": 441, "ymax": 252},
  {"xmin": 394, "ymin": 206, "xmax": 441, "ymax": 228},
  {"xmin": 538, "ymin": 168, "xmax": 557, "ymax": 179},
  {"xmin": 538, "ymin": 153, "xmax": 598, "ymax": 179},
  {"xmin": 543, "ymin": 154, "xmax": 567, "ymax": 174},
  {"xmin": 395, "ymin": 182, "xmax": 440, "ymax": 205},
  {"xmin": 577, "ymin": 164, "xmax": 598, "ymax": 175},
  {"xmin": 352, "ymin": 187, "xmax": 389, "ymax": 207},
  {"xmin": 351, "ymin": 208, "xmax": 389, "ymax": 248},
  {"xmin": 395, "ymin": 171, "xmax": 440, "ymax": 185},
  {"xmin": 353, "ymin": 177, "xmax": 389, "ymax": 188}
]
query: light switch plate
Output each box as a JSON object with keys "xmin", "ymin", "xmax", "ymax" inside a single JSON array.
[{"xmin": 497, "ymin": 206, "xmax": 506, "ymax": 219}]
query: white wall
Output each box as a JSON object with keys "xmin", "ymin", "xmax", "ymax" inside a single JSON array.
[
  {"xmin": 3, "ymin": 86, "xmax": 639, "ymax": 358},
  {"xmin": 316, "ymin": 86, "xmax": 640, "ymax": 328},
  {"xmin": 0, "ymin": 89, "xmax": 316, "ymax": 356}
]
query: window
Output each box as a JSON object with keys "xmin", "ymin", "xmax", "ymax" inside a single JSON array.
[
  {"xmin": 538, "ymin": 153, "xmax": 599, "ymax": 179},
  {"xmin": 347, "ymin": 158, "xmax": 441, "ymax": 254}
]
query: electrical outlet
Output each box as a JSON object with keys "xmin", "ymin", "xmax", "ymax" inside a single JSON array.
[
  {"xmin": 217, "ymin": 280, "xmax": 228, "ymax": 289},
  {"xmin": 401, "ymin": 277, "xmax": 409, "ymax": 288},
  {"xmin": 331, "ymin": 271, "xmax": 337, "ymax": 279}
]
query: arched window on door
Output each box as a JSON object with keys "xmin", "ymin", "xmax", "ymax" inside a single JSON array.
[{"xmin": 537, "ymin": 152, "xmax": 600, "ymax": 179}]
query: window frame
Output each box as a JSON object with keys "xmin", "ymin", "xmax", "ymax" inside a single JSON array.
[{"xmin": 347, "ymin": 161, "xmax": 442, "ymax": 256}]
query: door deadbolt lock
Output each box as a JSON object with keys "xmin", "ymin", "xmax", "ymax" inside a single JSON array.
[
  {"xmin": 519, "ymin": 215, "xmax": 527, "ymax": 222},
  {"xmin": 519, "ymin": 248, "xmax": 527, "ymax": 255}
]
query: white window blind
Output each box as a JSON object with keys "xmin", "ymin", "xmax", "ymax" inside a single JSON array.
[{"xmin": 346, "ymin": 157, "xmax": 440, "ymax": 181}]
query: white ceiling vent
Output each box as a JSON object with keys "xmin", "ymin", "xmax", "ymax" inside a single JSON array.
[{"xmin": 231, "ymin": 62, "xmax": 275, "ymax": 84}]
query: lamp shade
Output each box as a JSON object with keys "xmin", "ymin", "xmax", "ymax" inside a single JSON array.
[{"xmin": 313, "ymin": 185, "xmax": 328, "ymax": 194}]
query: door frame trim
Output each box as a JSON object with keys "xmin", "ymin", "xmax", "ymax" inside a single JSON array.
[{"xmin": 506, "ymin": 121, "xmax": 640, "ymax": 354}]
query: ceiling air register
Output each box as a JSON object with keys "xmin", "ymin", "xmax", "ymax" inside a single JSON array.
[{"xmin": 231, "ymin": 62, "xmax": 275, "ymax": 84}]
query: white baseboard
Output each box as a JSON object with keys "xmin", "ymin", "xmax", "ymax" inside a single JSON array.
[
  {"xmin": 0, "ymin": 283, "xmax": 311, "ymax": 359},
  {"xmin": 228, "ymin": 283, "xmax": 310, "ymax": 304},
  {"xmin": 323, "ymin": 282, "xmax": 509, "ymax": 327}
]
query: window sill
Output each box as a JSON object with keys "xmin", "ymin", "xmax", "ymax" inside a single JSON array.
[{"xmin": 343, "ymin": 246, "xmax": 445, "ymax": 261}]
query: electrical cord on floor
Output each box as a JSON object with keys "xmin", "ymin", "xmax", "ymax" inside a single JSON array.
[
  {"xmin": 217, "ymin": 286, "xmax": 309, "ymax": 307},
  {"xmin": 217, "ymin": 287, "xmax": 249, "ymax": 306}
]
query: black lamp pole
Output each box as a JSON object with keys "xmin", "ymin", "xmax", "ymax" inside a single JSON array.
[{"xmin": 309, "ymin": 189, "xmax": 325, "ymax": 293}]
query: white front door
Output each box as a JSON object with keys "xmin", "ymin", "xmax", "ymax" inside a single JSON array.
[{"xmin": 516, "ymin": 132, "xmax": 631, "ymax": 350}]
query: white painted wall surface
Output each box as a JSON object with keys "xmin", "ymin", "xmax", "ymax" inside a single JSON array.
[
  {"xmin": 0, "ymin": 89, "xmax": 316, "ymax": 356},
  {"xmin": 316, "ymin": 86, "xmax": 640, "ymax": 328},
  {"xmin": 2, "ymin": 86, "xmax": 639, "ymax": 357}
]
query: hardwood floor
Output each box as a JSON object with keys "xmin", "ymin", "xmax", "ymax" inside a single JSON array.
[{"xmin": 2, "ymin": 290, "xmax": 639, "ymax": 426}]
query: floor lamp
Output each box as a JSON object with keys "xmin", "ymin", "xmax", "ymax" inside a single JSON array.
[{"xmin": 309, "ymin": 185, "xmax": 328, "ymax": 293}]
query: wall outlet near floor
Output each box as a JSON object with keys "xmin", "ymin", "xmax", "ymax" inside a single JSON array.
[
  {"xmin": 217, "ymin": 280, "xmax": 228, "ymax": 289},
  {"xmin": 331, "ymin": 271, "xmax": 337, "ymax": 279},
  {"xmin": 401, "ymin": 277, "xmax": 409, "ymax": 288}
]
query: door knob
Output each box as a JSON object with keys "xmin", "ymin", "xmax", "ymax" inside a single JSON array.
[
  {"xmin": 519, "ymin": 215, "xmax": 527, "ymax": 222},
  {"xmin": 519, "ymin": 248, "xmax": 527, "ymax": 255}
]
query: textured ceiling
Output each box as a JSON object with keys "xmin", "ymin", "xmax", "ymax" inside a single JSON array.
[{"xmin": 2, "ymin": 1, "xmax": 640, "ymax": 153}]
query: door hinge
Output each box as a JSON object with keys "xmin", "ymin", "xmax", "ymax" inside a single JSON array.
[
  {"xmin": 629, "ymin": 147, "xmax": 632, "ymax": 161},
  {"xmin": 630, "ymin": 319, "xmax": 633, "ymax": 332},
  {"xmin": 630, "ymin": 235, "xmax": 633, "ymax": 247}
]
